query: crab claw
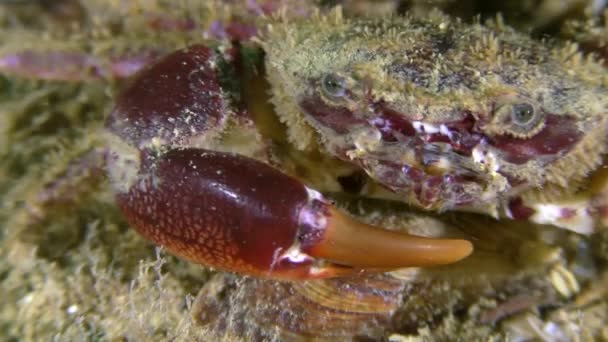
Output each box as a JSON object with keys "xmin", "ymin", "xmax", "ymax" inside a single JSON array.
[
  {"xmin": 105, "ymin": 44, "xmax": 472, "ymax": 280},
  {"xmin": 109, "ymin": 147, "xmax": 472, "ymax": 280}
]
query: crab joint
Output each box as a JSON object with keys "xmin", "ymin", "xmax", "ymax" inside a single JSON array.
[{"xmin": 111, "ymin": 148, "xmax": 473, "ymax": 280}]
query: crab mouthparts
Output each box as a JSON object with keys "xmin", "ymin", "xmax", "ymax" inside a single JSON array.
[
  {"xmin": 363, "ymin": 103, "xmax": 585, "ymax": 210},
  {"xmin": 300, "ymin": 95, "xmax": 584, "ymax": 210},
  {"xmin": 363, "ymin": 105, "xmax": 488, "ymax": 209}
]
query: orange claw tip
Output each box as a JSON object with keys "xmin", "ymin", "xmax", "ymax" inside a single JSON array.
[{"xmin": 305, "ymin": 207, "xmax": 473, "ymax": 269}]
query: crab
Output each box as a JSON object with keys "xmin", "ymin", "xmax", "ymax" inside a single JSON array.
[
  {"xmin": 2, "ymin": 1, "xmax": 608, "ymax": 341},
  {"xmin": 106, "ymin": 8, "xmax": 608, "ymax": 269},
  {"xmin": 102, "ymin": 5, "xmax": 608, "ymax": 338}
]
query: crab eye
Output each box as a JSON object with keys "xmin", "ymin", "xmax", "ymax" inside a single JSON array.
[
  {"xmin": 321, "ymin": 73, "xmax": 347, "ymax": 100},
  {"xmin": 488, "ymin": 97, "xmax": 545, "ymax": 138},
  {"xmin": 511, "ymin": 103, "xmax": 535, "ymax": 126}
]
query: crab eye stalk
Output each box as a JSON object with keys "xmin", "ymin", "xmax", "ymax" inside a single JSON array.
[{"xmin": 321, "ymin": 73, "xmax": 347, "ymax": 100}]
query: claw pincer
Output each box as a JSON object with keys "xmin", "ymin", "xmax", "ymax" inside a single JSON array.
[{"xmin": 105, "ymin": 45, "xmax": 472, "ymax": 280}]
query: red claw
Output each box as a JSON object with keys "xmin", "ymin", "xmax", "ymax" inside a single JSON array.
[
  {"xmin": 106, "ymin": 45, "xmax": 473, "ymax": 280},
  {"xmin": 111, "ymin": 148, "xmax": 472, "ymax": 279}
]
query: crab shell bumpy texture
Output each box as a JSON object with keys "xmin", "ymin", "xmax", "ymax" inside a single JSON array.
[{"xmin": 263, "ymin": 11, "xmax": 608, "ymax": 214}]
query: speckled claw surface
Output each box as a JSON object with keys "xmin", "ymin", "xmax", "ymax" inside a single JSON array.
[{"xmin": 105, "ymin": 45, "xmax": 472, "ymax": 280}]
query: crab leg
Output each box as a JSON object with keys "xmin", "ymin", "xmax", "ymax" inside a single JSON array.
[{"xmin": 105, "ymin": 45, "xmax": 472, "ymax": 280}]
